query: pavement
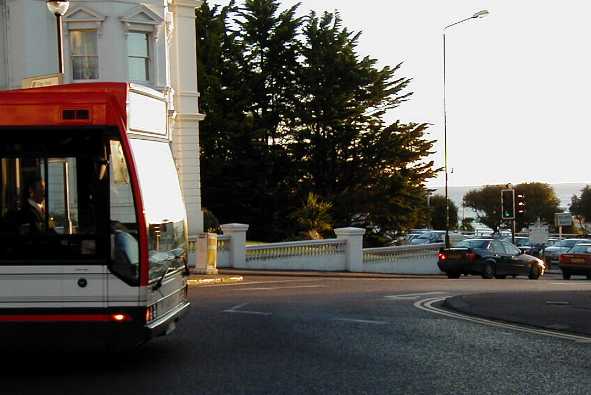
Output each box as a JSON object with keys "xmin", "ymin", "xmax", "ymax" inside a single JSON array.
[
  {"xmin": 187, "ymin": 272, "xmax": 244, "ymax": 286},
  {"xmin": 444, "ymin": 290, "xmax": 591, "ymax": 337}
]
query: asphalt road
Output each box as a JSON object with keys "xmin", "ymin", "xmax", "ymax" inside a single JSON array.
[{"xmin": 3, "ymin": 273, "xmax": 591, "ymax": 395}]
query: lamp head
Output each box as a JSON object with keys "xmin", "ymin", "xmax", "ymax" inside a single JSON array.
[
  {"xmin": 46, "ymin": 1, "xmax": 70, "ymax": 16},
  {"xmin": 472, "ymin": 10, "xmax": 489, "ymax": 19}
]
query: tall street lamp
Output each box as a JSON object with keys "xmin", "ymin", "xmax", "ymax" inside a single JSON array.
[
  {"xmin": 443, "ymin": 9, "xmax": 489, "ymax": 248},
  {"xmin": 46, "ymin": 1, "xmax": 70, "ymax": 75}
]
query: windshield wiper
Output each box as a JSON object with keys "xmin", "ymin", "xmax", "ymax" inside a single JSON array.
[
  {"xmin": 152, "ymin": 249, "xmax": 185, "ymax": 291},
  {"xmin": 153, "ymin": 258, "xmax": 174, "ymax": 291}
]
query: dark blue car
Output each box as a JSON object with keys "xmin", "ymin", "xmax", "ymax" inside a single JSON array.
[{"xmin": 438, "ymin": 238, "xmax": 545, "ymax": 279}]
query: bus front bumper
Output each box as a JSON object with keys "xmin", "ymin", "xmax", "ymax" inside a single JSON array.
[{"xmin": 146, "ymin": 301, "xmax": 191, "ymax": 338}]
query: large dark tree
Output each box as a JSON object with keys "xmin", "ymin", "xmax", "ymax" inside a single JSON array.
[
  {"xmin": 463, "ymin": 183, "xmax": 560, "ymax": 232},
  {"xmin": 429, "ymin": 195, "xmax": 458, "ymax": 230},
  {"xmin": 514, "ymin": 182, "xmax": 560, "ymax": 231},
  {"xmin": 293, "ymin": 11, "xmax": 435, "ymax": 244},
  {"xmin": 463, "ymin": 185, "xmax": 505, "ymax": 231},
  {"xmin": 197, "ymin": 0, "xmax": 302, "ymax": 240},
  {"xmin": 196, "ymin": 2, "xmax": 437, "ymax": 243},
  {"xmin": 570, "ymin": 185, "xmax": 591, "ymax": 229}
]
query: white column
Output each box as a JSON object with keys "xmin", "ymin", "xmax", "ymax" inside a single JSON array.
[
  {"xmin": 169, "ymin": 0, "xmax": 205, "ymax": 236},
  {"xmin": 221, "ymin": 223, "xmax": 249, "ymax": 268},
  {"xmin": 334, "ymin": 227, "xmax": 366, "ymax": 272},
  {"xmin": 0, "ymin": 0, "xmax": 7, "ymax": 89}
]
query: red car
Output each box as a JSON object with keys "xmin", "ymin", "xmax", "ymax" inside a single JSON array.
[{"xmin": 559, "ymin": 243, "xmax": 591, "ymax": 280}]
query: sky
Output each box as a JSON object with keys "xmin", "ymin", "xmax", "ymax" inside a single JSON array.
[{"xmin": 213, "ymin": 1, "xmax": 591, "ymax": 188}]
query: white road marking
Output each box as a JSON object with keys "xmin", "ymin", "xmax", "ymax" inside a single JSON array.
[
  {"xmin": 279, "ymin": 285, "xmax": 328, "ymax": 289},
  {"xmin": 200, "ymin": 279, "xmax": 324, "ymax": 288},
  {"xmin": 551, "ymin": 282, "xmax": 591, "ymax": 286},
  {"xmin": 224, "ymin": 310, "xmax": 272, "ymax": 316},
  {"xmin": 226, "ymin": 303, "xmax": 249, "ymax": 311},
  {"xmin": 334, "ymin": 318, "xmax": 387, "ymax": 325},
  {"xmin": 232, "ymin": 285, "xmax": 327, "ymax": 292},
  {"xmin": 385, "ymin": 291, "xmax": 446, "ymax": 300},
  {"xmin": 414, "ymin": 297, "xmax": 591, "ymax": 344},
  {"xmin": 223, "ymin": 303, "xmax": 272, "ymax": 316}
]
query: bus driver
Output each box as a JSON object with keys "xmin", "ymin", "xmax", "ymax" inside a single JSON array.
[{"xmin": 18, "ymin": 177, "xmax": 48, "ymax": 234}]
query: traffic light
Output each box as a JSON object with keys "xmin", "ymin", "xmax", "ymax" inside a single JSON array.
[
  {"xmin": 516, "ymin": 193, "xmax": 526, "ymax": 215},
  {"xmin": 501, "ymin": 189, "xmax": 515, "ymax": 220}
]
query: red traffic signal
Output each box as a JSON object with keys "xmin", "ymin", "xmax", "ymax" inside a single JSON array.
[{"xmin": 516, "ymin": 193, "xmax": 526, "ymax": 215}]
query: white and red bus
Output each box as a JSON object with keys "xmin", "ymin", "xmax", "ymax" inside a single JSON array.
[{"xmin": 0, "ymin": 83, "xmax": 190, "ymax": 346}]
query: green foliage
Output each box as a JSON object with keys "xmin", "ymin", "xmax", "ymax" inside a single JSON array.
[
  {"xmin": 196, "ymin": 1, "xmax": 437, "ymax": 243},
  {"xmin": 463, "ymin": 183, "xmax": 560, "ymax": 231},
  {"xmin": 291, "ymin": 193, "xmax": 333, "ymax": 240},
  {"xmin": 428, "ymin": 195, "xmax": 458, "ymax": 230},
  {"xmin": 460, "ymin": 217, "xmax": 475, "ymax": 232},
  {"xmin": 463, "ymin": 185, "xmax": 504, "ymax": 231},
  {"xmin": 570, "ymin": 185, "xmax": 591, "ymax": 229},
  {"xmin": 202, "ymin": 208, "xmax": 222, "ymax": 234},
  {"xmin": 514, "ymin": 182, "xmax": 560, "ymax": 231}
]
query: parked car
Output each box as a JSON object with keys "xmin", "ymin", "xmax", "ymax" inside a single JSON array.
[
  {"xmin": 504, "ymin": 236, "xmax": 532, "ymax": 254},
  {"xmin": 558, "ymin": 243, "xmax": 591, "ymax": 280},
  {"xmin": 410, "ymin": 230, "xmax": 445, "ymax": 245},
  {"xmin": 437, "ymin": 238, "xmax": 545, "ymax": 280},
  {"xmin": 543, "ymin": 238, "xmax": 591, "ymax": 269},
  {"xmin": 411, "ymin": 230, "xmax": 465, "ymax": 245},
  {"xmin": 505, "ymin": 236, "xmax": 547, "ymax": 258}
]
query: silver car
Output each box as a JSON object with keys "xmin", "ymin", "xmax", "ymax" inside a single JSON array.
[
  {"xmin": 410, "ymin": 230, "xmax": 446, "ymax": 245},
  {"xmin": 543, "ymin": 238, "xmax": 591, "ymax": 268}
]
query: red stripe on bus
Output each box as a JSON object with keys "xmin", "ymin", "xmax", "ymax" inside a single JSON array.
[{"xmin": 0, "ymin": 314, "xmax": 131, "ymax": 322}]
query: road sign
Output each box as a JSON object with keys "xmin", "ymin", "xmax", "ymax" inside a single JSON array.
[
  {"xmin": 21, "ymin": 73, "xmax": 63, "ymax": 89},
  {"xmin": 554, "ymin": 213, "xmax": 572, "ymax": 227},
  {"xmin": 528, "ymin": 221, "xmax": 549, "ymax": 245}
]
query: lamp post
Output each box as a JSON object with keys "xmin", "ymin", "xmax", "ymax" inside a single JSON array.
[
  {"xmin": 46, "ymin": 1, "xmax": 70, "ymax": 75},
  {"xmin": 443, "ymin": 9, "xmax": 489, "ymax": 248}
]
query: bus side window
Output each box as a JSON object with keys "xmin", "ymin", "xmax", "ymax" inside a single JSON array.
[{"xmin": 108, "ymin": 140, "xmax": 139, "ymax": 284}]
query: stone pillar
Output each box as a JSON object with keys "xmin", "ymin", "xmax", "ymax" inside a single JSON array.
[
  {"xmin": 334, "ymin": 227, "xmax": 366, "ymax": 272},
  {"xmin": 194, "ymin": 232, "xmax": 218, "ymax": 274},
  {"xmin": 221, "ymin": 223, "xmax": 249, "ymax": 268},
  {"xmin": 169, "ymin": 0, "xmax": 205, "ymax": 237}
]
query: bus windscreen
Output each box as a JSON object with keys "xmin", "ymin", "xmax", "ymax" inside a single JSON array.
[
  {"xmin": 0, "ymin": 130, "xmax": 110, "ymax": 261},
  {"xmin": 129, "ymin": 138, "xmax": 187, "ymax": 281}
]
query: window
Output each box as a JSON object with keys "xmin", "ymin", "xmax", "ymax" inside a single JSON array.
[
  {"xmin": 129, "ymin": 139, "xmax": 187, "ymax": 282},
  {"xmin": 127, "ymin": 32, "xmax": 150, "ymax": 82},
  {"xmin": 502, "ymin": 241, "xmax": 521, "ymax": 255},
  {"xmin": 109, "ymin": 140, "xmax": 139, "ymax": 284},
  {"xmin": 0, "ymin": 131, "xmax": 109, "ymax": 262},
  {"xmin": 491, "ymin": 240, "xmax": 506, "ymax": 254},
  {"xmin": 70, "ymin": 30, "xmax": 99, "ymax": 80}
]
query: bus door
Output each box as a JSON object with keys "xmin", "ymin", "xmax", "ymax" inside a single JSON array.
[
  {"xmin": 106, "ymin": 139, "xmax": 141, "ymax": 307},
  {"xmin": 0, "ymin": 130, "xmax": 110, "ymax": 309}
]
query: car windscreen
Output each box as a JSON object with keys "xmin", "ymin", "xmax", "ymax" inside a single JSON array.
[
  {"xmin": 560, "ymin": 239, "xmax": 585, "ymax": 248},
  {"xmin": 570, "ymin": 244, "xmax": 591, "ymax": 254},
  {"xmin": 455, "ymin": 240, "xmax": 489, "ymax": 249}
]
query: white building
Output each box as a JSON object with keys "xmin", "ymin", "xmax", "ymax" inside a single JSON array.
[{"xmin": 0, "ymin": 0, "xmax": 205, "ymax": 238}]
